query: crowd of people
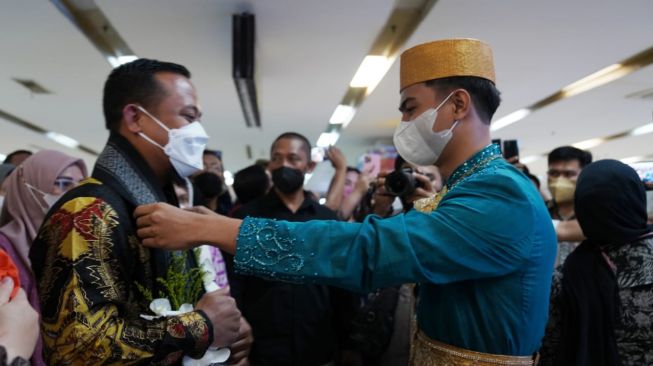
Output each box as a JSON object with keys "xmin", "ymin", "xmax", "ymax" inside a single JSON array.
[{"xmin": 0, "ymin": 37, "xmax": 651, "ymax": 366}]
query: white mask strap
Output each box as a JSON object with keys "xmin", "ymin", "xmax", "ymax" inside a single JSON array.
[
  {"xmin": 136, "ymin": 106, "xmax": 171, "ymax": 132},
  {"xmin": 434, "ymin": 90, "xmax": 456, "ymax": 112}
]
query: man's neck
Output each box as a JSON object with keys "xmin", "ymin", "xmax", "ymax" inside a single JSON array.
[
  {"xmin": 276, "ymin": 187, "xmax": 305, "ymax": 214},
  {"xmin": 556, "ymin": 202, "xmax": 575, "ymax": 220},
  {"xmin": 438, "ymin": 131, "xmax": 491, "ymax": 182}
]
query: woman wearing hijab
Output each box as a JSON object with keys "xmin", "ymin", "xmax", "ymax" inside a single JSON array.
[
  {"xmin": 539, "ymin": 159, "xmax": 653, "ymax": 366},
  {"xmin": 0, "ymin": 150, "xmax": 87, "ymax": 366}
]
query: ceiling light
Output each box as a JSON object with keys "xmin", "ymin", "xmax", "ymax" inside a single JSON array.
[
  {"xmin": 107, "ymin": 55, "xmax": 138, "ymax": 68},
  {"xmin": 561, "ymin": 63, "xmax": 631, "ymax": 98},
  {"xmin": 350, "ymin": 55, "xmax": 393, "ymax": 92},
  {"xmin": 223, "ymin": 170, "xmax": 234, "ymax": 186},
  {"xmin": 45, "ymin": 131, "xmax": 80, "ymax": 149},
  {"xmin": 329, "ymin": 105, "xmax": 356, "ymax": 127},
  {"xmin": 316, "ymin": 132, "xmax": 340, "ymax": 148},
  {"xmin": 519, "ymin": 155, "xmax": 541, "ymax": 164},
  {"xmin": 572, "ymin": 138, "xmax": 605, "ymax": 150},
  {"xmin": 490, "ymin": 108, "xmax": 532, "ymax": 131},
  {"xmin": 630, "ymin": 122, "xmax": 653, "ymax": 136}
]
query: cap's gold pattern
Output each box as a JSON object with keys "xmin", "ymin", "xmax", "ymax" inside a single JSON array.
[{"xmin": 400, "ymin": 39, "xmax": 496, "ymax": 90}]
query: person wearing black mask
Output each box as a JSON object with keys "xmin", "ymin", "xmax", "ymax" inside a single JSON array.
[
  {"xmin": 194, "ymin": 171, "xmax": 225, "ymax": 212},
  {"xmin": 539, "ymin": 160, "xmax": 653, "ymax": 366},
  {"xmin": 229, "ymin": 132, "xmax": 354, "ymax": 366}
]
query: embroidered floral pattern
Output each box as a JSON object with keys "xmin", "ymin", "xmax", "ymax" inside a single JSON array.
[{"xmin": 235, "ymin": 218, "xmax": 306, "ymax": 282}]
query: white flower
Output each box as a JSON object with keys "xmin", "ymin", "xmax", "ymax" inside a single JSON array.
[
  {"xmin": 140, "ymin": 299, "xmax": 194, "ymax": 320},
  {"xmin": 183, "ymin": 347, "xmax": 231, "ymax": 366}
]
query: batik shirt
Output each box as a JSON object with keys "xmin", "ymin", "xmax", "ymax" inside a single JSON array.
[
  {"xmin": 540, "ymin": 236, "xmax": 653, "ymax": 365},
  {"xmin": 234, "ymin": 144, "xmax": 557, "ymax": 356},
  {"xmin": 30, "ymin": 134, "xmax": 212, "ymax": 365}
]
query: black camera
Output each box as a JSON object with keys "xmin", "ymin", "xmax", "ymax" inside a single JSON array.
[{"xmin": 384, "ymin": 167, "xmax": 422, "ymax": 197}]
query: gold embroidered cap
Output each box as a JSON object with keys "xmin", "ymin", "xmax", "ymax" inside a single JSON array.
[{"xmin": 400, "ymin": 38, "xmax": 496, "ymax": 91}]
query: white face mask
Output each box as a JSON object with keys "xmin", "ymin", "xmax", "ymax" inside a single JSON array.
[
  {"xmin": 393, "ymin": 91, "xmax": 458, "ymax": 166},
  {"xmin": 25, "ymin": 183, "xmax": 62, "ymax": 214},
  {"xmin": 137, "ymin": 106, "xmax": 209, "ymax": 177}
]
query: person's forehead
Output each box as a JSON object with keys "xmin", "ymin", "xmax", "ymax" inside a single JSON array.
[
  {"xmin": 203, "ymin": 154, "xmax": 220, "ymax": 163},
  {"xmin": 549, "ymin": 160, "xmax": 582, "ymax": 170},
  {"xmin": 154, "ymin": 72, "xmax": 198, "ymax": 106},
  {"xmin": 399, "ymin": 83, "xmax": 435, "ymax": 103},
  {"xmin": 272, "ymin": 138, "xmax": 306, "ymax": 154}
]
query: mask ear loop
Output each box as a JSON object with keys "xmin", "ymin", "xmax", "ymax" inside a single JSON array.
[{"xmin": 24, "ymin": 182, "xmax": 49, "ymax": 213}]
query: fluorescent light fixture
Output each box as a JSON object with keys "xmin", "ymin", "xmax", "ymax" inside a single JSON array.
[
  {"xmin": 490, "ymin": 108, "xmax": 531, "ymax": 131},
  {"xmin": 621, "ymin": 156, "xmax": 646, "ymax": 164},
  {"xmin": 561, "ymin": 63, "xmax": 630, "ymax": 98},
  {"xmin": 45, "ymin": 131, "xmax": 80, "ymax": 149},
  {"xmin": 329, "ymin": 105, "xmax": 356, "ymax": 127},
  {"xmin": 350, "ymin": 55, "xmax": 393, "ymax": 92},
  {"xmin": 572, "ymin": 138, "xmax": 605, "ymax": 150},
  {"xmin": 223, "ymin": 170, "xmax": 234, "ymax": 186},
  {"xmin": 630, "ymin": 122, "xmax": 653, "ymax": 136},
  {"xmin": 107, "ymin": 55, "xmax": 138, "ymax": 68},
  {"xmin": 316, "ymin": 132, "xmax": 340, "ymax": 148},
  {"xmin": 519, "ymin": 155, "xmax": 541, "ymax": 164}
]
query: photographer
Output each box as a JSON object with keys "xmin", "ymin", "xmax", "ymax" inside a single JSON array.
[{"xmin": 373, "ymin": 155, "xmax": 442, "ymax": 216}]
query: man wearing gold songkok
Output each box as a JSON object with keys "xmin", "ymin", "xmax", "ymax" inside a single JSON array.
[{"xmin": 135, "ymin": 39, "xmax": 557, "ymax": 365}]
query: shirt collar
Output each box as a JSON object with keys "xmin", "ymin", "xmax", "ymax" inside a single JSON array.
[
  {"xmin": 446, "ymin": 143, "xmax": 502, "ymax": 189},
  {"xmin": 264, "ymin": 188, "xmax": 318, "ymax": 213}
]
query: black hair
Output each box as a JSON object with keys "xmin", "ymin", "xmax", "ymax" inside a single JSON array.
[
  {"xmin": 194, "ymin": 172, "xmax": 223, "ymax": 199},
  {"xmin": 346, "ymin": 166, "xmax": 361, "ymax": 174},
  {"xmin": 3, "ymin": 150, "xmax": 32, "ymax": 164},
  {"xmin": 271, "ymin": 132, "xmax": 312, "ymax": 160},
  {"xmin": 103, "ymin": 58, "xmax": 191, "ymax": 131},
  {"xmin": 203, "ymin": 149, "xmax": 222, "ymax": 161},
  {"xmin": 548, "ymin": 146, "xmax": 593, "ymax": 167},
  {"xmin": 526, "ymin": 172, "xmax": 541, "ymax": 189},
  {"xmin": 233, "ymin": 164, "xmax": 270, "ymax": 204},
  {"xmin": 425, "ymin": 76, "xmax": 501, "ymax": 124}
]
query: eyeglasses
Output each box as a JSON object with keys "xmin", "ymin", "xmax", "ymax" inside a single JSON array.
[
  {"xmin": 547, "ymin": 169, "xmax": 579, "ymax": 179},
  {"xmin": 53, "ymin": 177, "xmax": 79, "ymax": 191}
]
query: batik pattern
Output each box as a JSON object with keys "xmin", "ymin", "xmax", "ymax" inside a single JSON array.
[{"xmin": 34, "ymin": 180, "xmax": 211, "ymax": 365}]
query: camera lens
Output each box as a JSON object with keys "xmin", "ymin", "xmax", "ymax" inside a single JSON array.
[{"xmin": 385, "ymin": 168, "xmax": 417, "ymax": 197}]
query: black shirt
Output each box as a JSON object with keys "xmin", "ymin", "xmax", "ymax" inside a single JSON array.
[{"xmin": 232, "ymin": 189, "xmax": 353, "ymax": 366}]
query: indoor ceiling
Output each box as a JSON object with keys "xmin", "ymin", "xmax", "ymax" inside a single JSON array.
[{"xmin": 1, "ymin": 0, "xmax": 652, "ymax": 186}]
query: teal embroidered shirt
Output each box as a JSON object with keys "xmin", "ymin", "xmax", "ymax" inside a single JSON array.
[{"xmin": 234, "ymin": 145, "xmax": 557, "ymax": 356}]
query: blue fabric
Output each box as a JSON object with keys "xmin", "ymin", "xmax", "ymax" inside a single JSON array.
[{"xmin": 235, "ymin": 151, "xmax": 556, "ymax": 356}]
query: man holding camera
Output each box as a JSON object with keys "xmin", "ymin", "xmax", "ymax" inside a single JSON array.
[{"xmin": 134, "ymin": 39, "xmax": 556, "ymax": 365}]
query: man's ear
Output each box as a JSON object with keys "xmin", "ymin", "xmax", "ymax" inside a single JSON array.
[
  {"xmin": 451, "ymin": 89, "xmax": 472, "ymax": 121},
  {"xmin": 123, "ymin": 104, "xmax": 143, "ymax": 133},
  {"xmin": 306, "ymin": 161, "xmax": 317, "ymax": 174}
]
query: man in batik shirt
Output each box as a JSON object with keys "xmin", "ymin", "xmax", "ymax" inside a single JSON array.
[{"xmin": 30, "ymin": 59, "xmax": 246, "ymax": 364}]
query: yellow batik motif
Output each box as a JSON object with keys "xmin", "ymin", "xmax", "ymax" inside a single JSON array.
[
  {"xmin": 413, "ymin": 186, "xmax": 449, "ymax": 214},
  {"xmin": 35, "ymin": 184, "xmax": 211, "ymax": 365}
]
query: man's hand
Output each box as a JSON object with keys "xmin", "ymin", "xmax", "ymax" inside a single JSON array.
[
  {"xmin": 135, "ymin": 202, "xmax": 215, "ymax": 250},
  {"xmin": 0, "ymin": 279, "xmax": 39, "ymax": 362},
  {"xmin": 371, "ymin": 173, "xmax": 395, "ymax": 216},
  {"xmin": 404, "ymin": 171, "xmax": 437, "ymax": 204},
  {"xmin": 195, "ymin": 288, "xmax": 241, "ymax": 348},
  {"xmin": 326, "ymin": 146, "xmax": 347, "ymax": 172},
  {"xmin": 227, "ymin": 317, "xmax": 253, "ymax": 365}
]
